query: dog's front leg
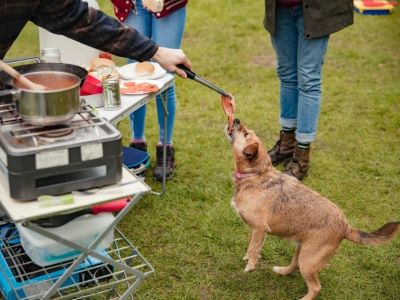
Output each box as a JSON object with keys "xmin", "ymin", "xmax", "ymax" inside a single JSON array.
[
  {"xmin": 244, "ymin": 227, "xmax": 267, "ymax": 272},
  {"xmin": 243, "ymin": 230, "xmax": 254, "ymax": 261}
]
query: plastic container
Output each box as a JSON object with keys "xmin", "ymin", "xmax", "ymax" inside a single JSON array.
[
  {"xmin": 38, "ymin": 0, "xmax": 101, "ymax": 67},
  {"xmin": 16, "ymin": 213, "xmax": 114, "ymax": 266},
  {"xmin": 122, "ymin": 147, "xmax": 150, "ymax": 169}
]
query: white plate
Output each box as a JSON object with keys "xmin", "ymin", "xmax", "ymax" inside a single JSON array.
[
  {"xmin": 117, "ymin": 62, "xmax": 167, "ymax": 80},
  {"xmin": 120, "ymin": 79, "xmax": 163, "ymax": 95}
]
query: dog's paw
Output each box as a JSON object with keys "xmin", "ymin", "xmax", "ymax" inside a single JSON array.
[
  {"xmin": 244, "ymin": 263, "xmax": 256, "ymax": 272},
  {"xmin": 272, "ymin": 266, "xmax": 284, "ymax": 275},
  {"xmin": 272, "ymin": 266, "xmax": 296, "ymax": 276},
  {"xmin": 242, "ymin": 254, "xmax": 249, "ymax": 261}
]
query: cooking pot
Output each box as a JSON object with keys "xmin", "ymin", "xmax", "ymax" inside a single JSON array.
[{"xmin": 0, "ymin": 62, "xmax": 87, "ymax": 126}]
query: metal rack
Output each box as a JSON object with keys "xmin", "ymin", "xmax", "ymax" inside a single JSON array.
[
  {"xmin": 0, "ymin": 168, "xmax": 154, "ymax": 300},
  {"xmin": 0, "ymin": 218, "xmax": 153, "ymax": 300}
]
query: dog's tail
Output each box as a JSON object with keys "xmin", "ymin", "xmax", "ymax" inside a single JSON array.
[{"xmin": 345, "ymin": 222, "xmax": 400, "ymax": 245}]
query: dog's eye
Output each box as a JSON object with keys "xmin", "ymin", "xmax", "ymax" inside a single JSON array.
[{"xmin": 244, "ymin": 132, "xmax": 249, "ymax": 137}]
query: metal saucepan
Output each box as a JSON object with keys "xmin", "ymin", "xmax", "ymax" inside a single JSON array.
[{"xmin": 0, "ymin": 62, "xmax": 87, "ymax": 126}]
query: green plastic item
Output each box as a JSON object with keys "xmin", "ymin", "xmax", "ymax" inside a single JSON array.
[{"xmin": 38, "ymin": 194, "xmax": 75, "ymax": 207}]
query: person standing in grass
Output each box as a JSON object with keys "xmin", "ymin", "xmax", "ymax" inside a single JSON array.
[
  {"xmin": 264, "ymin": 0, "xmax": 354, "ymax": 180},
  {"xmin": 111, "ymin": 0, "xmax": 188, "ymax": 181}
]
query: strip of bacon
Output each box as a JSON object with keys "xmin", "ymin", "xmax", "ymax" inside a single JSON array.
[
  {"xmin": 121, "ymin": 82, "xmax": 159, "ymax": 94},
  {"xmin": 221, "ymin": 95, "xmax": 235, "ymax": 132}
]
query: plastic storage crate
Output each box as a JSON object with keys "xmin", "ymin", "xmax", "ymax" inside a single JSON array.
[
  {"xmin": 0, "ymin": 221, "xmax": 154, "ymax": 300},
  {"xmin": 122, "ymin": 147, "xmax": 150, "ymax": 176}
]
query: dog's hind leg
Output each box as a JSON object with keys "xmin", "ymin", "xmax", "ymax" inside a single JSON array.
[
  {"xmin": 244, "ymin": 227, "xmax": 267, "ymax": 272},
  {"xmin": 273, "ymin": 242, "xmax": 301, "ymax": 275},
  {"xmin": 297, "ymin": 242, "xmax": 339, "ymax": 300}
]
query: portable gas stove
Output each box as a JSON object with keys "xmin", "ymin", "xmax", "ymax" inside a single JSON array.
[{"xmin": 0, "ymin": 102, "xmax": 122, "ymax": 201}]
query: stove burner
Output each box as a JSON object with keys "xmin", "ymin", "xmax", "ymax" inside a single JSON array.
[
  {"xmin": 0, "ymin": 103, "xmax": 20, "ymax": 125},
  {"xmin": 38, "ymin": 125, "xmax": 76, "ymax": 142}
]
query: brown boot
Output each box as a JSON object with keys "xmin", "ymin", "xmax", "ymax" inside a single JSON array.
[
  {"xmin": 284, "ymin": 146, "xmax": 310, "ymax": 181},
  {"xmin": 154, "ymin": 145, "xmax": 176, "ymax": 181},
  {"xmin": 268, "ymin": 130, "xmax": 296, "ymax": 165}
]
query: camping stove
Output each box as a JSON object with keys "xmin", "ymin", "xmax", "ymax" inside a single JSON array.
[{"xmin": 0, "ymin": 103, "xmax": 122, "ymax": 201}]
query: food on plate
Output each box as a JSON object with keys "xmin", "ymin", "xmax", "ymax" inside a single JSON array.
[
  {"xmin": 120, "ymin": 81, "xmax": 160, "ymax": 94},
  {"xmin": 89, "ymin": 57, "xmax": 116, "ymax": 72},
  {"xmin": 135, "ymin": 62, "xmax": 155, "ymax": 77},
  {"xmin": 221, "ymin": 94, "xmax": 235, "ymax": 132}
]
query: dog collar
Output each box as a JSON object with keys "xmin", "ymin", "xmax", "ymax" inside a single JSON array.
[{"xmin": 233, "ymin": 171, "xmax": 257, "ymax": 181}]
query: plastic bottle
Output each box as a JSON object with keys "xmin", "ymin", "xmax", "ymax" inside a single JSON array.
[{"xmin": 38, "ymin": 0, "xmax": 100, "ymax": 67}]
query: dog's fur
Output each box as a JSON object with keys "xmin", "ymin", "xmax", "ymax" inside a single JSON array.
[{"xmin": 227, "ymin": 119, "xmax": 400, "ymax": 300}]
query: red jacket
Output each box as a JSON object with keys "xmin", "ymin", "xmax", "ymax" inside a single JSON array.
[{"xmin": 111, "ymin": 0, "xmax": 188, "ymax": 22}]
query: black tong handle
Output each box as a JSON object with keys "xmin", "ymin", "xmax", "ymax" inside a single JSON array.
[
  {"xmin": 177, "ymin": 64, "xmax": 196, "ymax": 79},
  {"xmin": 177, "ymin": 64, "xmax": 231, "ymax": 98}
]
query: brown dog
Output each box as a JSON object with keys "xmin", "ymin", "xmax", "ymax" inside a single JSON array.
[{"xmin": 227, "ymin": 119, "xmax": 399, "ymax": 300}]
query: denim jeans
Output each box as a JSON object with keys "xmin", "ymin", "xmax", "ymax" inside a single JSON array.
[
  {"xmin": 271, "ymin": 5, "xmax": 329, "ymax": 144},
  {"xmin": 125, "ymin": 0, "xmax": 186, "ymax": 145}
]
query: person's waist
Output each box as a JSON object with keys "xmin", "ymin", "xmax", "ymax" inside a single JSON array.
[{"xmin": 277, "ymin": 0, "xmax": 303, "ymax": 8}]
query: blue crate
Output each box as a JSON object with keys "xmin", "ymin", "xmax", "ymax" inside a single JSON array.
[
  {"xmin": 122, "ymin": 146, "xmax": 150, "ymax": 169},
  {"xmin": 0, "ymin": 223, "xmax": 113, "ymax": 300}
]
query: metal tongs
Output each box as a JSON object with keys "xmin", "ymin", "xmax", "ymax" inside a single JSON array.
[{"xmin": 177, "ymin": 64, "xmax": 231, "ymax": 98}]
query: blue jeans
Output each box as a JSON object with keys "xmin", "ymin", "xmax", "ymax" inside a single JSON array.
[
  {"xmin": 125, "ymin": 0, "xmax": 186, "ymax": 145},
  {"xmin": 271, "ymin": 5, "xmax": 329, "ymax": 144}
]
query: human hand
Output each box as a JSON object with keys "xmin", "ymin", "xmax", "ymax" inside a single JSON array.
[
  {"xmin": 142, "ymin": 0, "xmax": 164, "ymax": 13},
  {"xmin": 152, "ymin": 47, "xmax": 192, "ymax": 78}
]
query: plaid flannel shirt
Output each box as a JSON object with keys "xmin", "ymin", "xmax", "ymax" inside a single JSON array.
[{"xmin": 0, "ymin": 0, "xmax": 158, "ymax": 60}]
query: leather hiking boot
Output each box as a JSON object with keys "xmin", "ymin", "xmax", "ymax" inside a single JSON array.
[
  {"xmin": 154, "ymin": 145, "xmax": 176, "ymax": 181},
  {"xmin": 129, "ymin": 141, "xmax": 147, "ymax": 152},
  {"xmin": 284, "ymin": 146, "xmax": 310, "ymax": 181},
  {"xmin": 268, "ymin": 131, "xmax": 296, "ymax": 165}
]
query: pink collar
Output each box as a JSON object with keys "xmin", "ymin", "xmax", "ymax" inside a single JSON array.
[{"xmin": 233, "ymin": 171, "xmax": 257, "ymax": 181}]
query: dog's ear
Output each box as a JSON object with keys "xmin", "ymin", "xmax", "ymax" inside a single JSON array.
[{"xmin": 243, "ymin": 143, "xmax": 259, "ymax": 160}]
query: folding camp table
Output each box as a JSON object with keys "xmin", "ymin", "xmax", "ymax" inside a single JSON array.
[{"xmin": 0, "ymin": 167, "xmax": 153, "ymax": 300}]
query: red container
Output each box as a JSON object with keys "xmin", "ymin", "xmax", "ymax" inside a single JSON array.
[{"xmin": 80, "ymin": 74, "xmax": 102, "ymax": 96}]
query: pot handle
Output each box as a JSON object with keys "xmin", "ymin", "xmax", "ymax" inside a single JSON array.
[
  {"xmin": 0, "ymin": 89, "xmax": 21, "ymax": 101},
  {"xmin": 4, "ymin": 56, "xmax": 41, "ymax": 66}
]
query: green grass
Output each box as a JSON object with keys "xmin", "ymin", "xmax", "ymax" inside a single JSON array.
[{"xmin": 5, "ymin": 1, "xmax": 400, "ymax": 299}]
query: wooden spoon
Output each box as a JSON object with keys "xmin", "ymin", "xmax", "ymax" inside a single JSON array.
[{"xmin": 0, "ymin": 59, "xmax": 48, "ymax": 91}]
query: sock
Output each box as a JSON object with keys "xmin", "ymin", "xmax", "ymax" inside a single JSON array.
[
  {"xmin": 297, "ymin": 142, "xmax": 310, "ymax": 149},
  {"xmin": 282, "ymin": 127, "xmax": 296, "ymax": 133},
  {"xmin": 132, "ymin": 139, "xmax": 146, "ymax": 144}
]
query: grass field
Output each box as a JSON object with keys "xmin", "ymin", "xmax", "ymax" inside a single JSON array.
[{"xmin": 5, "ymin": 1, "xmax": 400, "ymax": 299}]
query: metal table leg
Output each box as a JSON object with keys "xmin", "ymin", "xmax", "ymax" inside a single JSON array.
[{"xmin": 151, "ymin": 89, "xmax": 168, "ymax": 196}]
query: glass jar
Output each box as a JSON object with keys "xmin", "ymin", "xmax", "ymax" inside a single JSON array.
[
  {"xmin": 40, "ymin": 48, "xmax": 61, "ymax": 63},
  {"xmin": 102, "ymin": 74, "xmax": 121, "ymax": 111}
]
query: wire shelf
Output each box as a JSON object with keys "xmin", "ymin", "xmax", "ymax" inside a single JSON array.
[{"xmin": 0, "ymin": 220, "xmax": 154, "ymax": 300}]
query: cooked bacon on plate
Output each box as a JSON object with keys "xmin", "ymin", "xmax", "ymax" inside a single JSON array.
[
  {"xmin": 120, "ymin": 81, "xmax": 160, "ymax": 94},
  {"xmin": 221, "ymin": 95, "xmax": 235, "ymax": 132}
]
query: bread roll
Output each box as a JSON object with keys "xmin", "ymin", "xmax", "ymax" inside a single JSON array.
[
  {"xmin": 89, "ymin": 57, "xmax": 116, "ymax": 71},
  {"xmin": 135, "ymin": 62, "xmax": 155, "ymax": 77}
]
